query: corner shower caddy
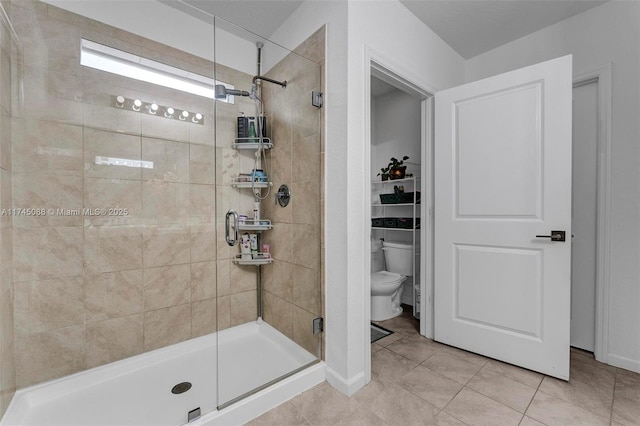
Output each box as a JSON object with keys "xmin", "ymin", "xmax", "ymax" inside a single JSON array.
[
  {"xmin": 232, "ymin": 138, "xmax": 273, "ymax": 150},
  {"xmin": 371, "ymin": 176, "xmax": 421, "ymax": 318},
  {"xmin": 230, "ymin": 140, "xmax": 274, "ymax": 266}
]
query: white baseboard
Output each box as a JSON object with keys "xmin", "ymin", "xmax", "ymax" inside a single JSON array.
[
  {"xmin": 607, "ymin": 353, "xmax": 640, "ymax": 374},
  {"xmin": 325, "ymin": 367, "xmax": 366, "ymax": 396}
]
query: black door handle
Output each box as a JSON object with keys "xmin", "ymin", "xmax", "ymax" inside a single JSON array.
[{"xmin": 535, "ymin": 230, "xmax": 566, "ymax": 242}]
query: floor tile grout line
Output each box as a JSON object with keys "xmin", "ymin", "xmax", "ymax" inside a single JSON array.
[
  {"xmin": 520, "ymin": 371, "xmax": 546, "ymax": 425},
  {"xmin": 567, "ymin": 375, "xmax": 617, "ymax": 393},
  {"xmin": 611, "ymin": 381, "xmax": 618, "ymax": 425},
  {"xmin": 609, "ymin": 373, "xmax": 619, "ymax": 425},
  {"xmin": 396, "ymin": 364, "xmax": 457, "ymax": 417},
  {"xmin": 378, "ymin": 315, "xmax": 473, "ymax": 421},
  {"xmin": 463, "ymin": 368, "xmax": 539, "ymax": 416},
  {"xmin": 384, "ymin": 323, "xmax": 530, "ymax": 420},
  {"xmin": 524, "ymin": 359, "xmax": 619, "ymax": 423},
  {"xmin": 382, "ymin": 316, "xmax": 552, "ymax": 422},
  {"xmin": 534, "ymin": 387, "xmax": 614, "ymax": 424},
  {"xmin": 442, "ymin": 410, "xmax": 470, "ymax": 426},
  {"xmin": 569, "ymin": 362, "xmax": 618, "ymax": 392},
  {"xmin": 380, "ymin": 314, "xmax": 634, "ymax": 426}
]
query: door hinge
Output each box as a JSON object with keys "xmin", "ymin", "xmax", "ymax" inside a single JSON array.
[
  {"xmin": 312, "ymin": 91, "xmax": 323, "ymax": 108},
  {"xmin": 312, "ymin": 317, "xmax": 324, "ymax": 334}
]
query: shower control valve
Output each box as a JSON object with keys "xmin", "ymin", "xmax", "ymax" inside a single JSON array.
[{"xmin": 275, "ymin": 184, "xmax": 291, "ymax": 207}]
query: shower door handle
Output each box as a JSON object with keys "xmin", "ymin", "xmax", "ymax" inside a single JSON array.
[{"xmin": 225, "ymin": 210, "xmax": 239, "ymax": 246}]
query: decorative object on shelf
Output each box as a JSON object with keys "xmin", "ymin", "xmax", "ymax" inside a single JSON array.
[
  {"xmin": 377, "ymin": 155, "xmax": 409, "ymax": 180},
  {"xmin": 370, "ymin": 218, "xmax": 420, "ymax": 230},
  {"xmin": 237, "ymin": 115, "xmax": 267, "ymax": 141},
  {"xmin": 250, "ymin": 169, "xmax": 268, "ymax": 182},
  {"xmin": 379, "ymin": 191, "xmax": 420, "ymax": 204}
]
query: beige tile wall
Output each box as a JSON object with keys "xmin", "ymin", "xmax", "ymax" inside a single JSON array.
[
  {"xmin": 261, "ymin": 27, "xmax": 325, "ymax": 357},
  {"xmin": 7, "ymin": 0, "xmax": 257, "ymax": 389},
  {"xmin": 0, "ymin": 0, "xmax": 15, "ymax": 416}
]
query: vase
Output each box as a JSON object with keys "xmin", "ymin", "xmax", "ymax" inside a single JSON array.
[{"xmin": 389, "ymin": 166, "xmax": 406, "ymax": 180}]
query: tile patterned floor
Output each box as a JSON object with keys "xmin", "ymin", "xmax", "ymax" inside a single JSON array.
[{"xmin": 248, "ymin": 307, "xmax": 640, "ymax": 425}]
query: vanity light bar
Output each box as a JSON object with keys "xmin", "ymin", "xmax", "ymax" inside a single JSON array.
[
  {"xmin": 112, "ymin": 95, "xmax": 205, "ymax": 125},
  {"xmin": 95, "ymin": 156, "xmax": 154, "ymax": 169}
]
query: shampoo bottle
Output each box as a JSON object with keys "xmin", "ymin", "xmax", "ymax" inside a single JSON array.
[{"xmin": 253, "ymin": 201, "xmax": 260, "ymax": 222}]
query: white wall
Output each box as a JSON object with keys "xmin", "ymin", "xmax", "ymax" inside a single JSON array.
[
  {"xmin": 272, "ymin": 0, "xmax": 465, "ymax": 395},
  {"xmin": 346, "ymin": 2, "xmax": 464, "ymax": 392},
  {"xmin": 371, "ymin": 88, "xmax": 422, "ymax": 181},
  {"xmin": 466, "ymin": 1, "xmax": 640, "ymax": 373}
]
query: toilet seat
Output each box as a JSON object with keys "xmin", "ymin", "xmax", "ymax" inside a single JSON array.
[
  {"xmin": 371, "ymin": 270, "xmax": 403, "ymax": 290},
  {"xmin": 371, "ymin": 271, "xmax": 406, "ymax": 296}
]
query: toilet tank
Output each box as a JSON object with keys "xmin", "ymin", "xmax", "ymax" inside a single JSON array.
[{"xmin": 382, "ymin": 241, "xmax": 413, "ymax": 276}]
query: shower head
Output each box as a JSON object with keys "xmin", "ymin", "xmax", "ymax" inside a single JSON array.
[{"xmin": 215, "ymin": 84, "xmax": 250, "ymax": 99}]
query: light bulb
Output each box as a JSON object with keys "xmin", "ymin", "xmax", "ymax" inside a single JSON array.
[
  {"xmin": 115, "ymin": 96, "xmax": 125, "ymax": 108},
  {"xmin": 192, "ymin": 113, "xmax": 203, "ymax": 124},
  {"xmin": 165, "ymin": 107, "xmax": 174, "ymax": 118},
  {"xmin": 132, "ymin": 99, "xmax": 142, "ymax": 111},
  {"xmin": 179, "ymin": 110, "xmax": 189, "ymax": 121},
  {"xmin": 149, "ymin": 103, "xmax": 158, "ymax": 115}
]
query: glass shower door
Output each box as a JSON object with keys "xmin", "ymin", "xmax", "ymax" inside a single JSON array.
[{"xmin": 214, "ymin": 16, "xmax": 323, "ymax": 408}]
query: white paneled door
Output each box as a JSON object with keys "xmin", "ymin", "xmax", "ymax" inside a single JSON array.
[{"xmin": 434, "ymin": 55, "xmax": 573, "ymax": 380}]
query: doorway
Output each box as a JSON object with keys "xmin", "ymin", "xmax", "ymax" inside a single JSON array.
[
  {"xmin": 365, "ymin": 59, "xmax": 434, "ymax": 384},
  {"xmin": 570, "ymin": 65, "xmax": 613, "ymax": 362},
  {"xmin": 571, "ymin": 79, "xmax": 598, "ymax": 351},
  {"xmin": 370, "ymin": 76, "xmax": 422, "ymax": 314}
]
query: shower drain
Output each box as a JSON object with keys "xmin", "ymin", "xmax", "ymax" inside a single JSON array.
[{"xmin": 171, "ymin": 382, "xmax": 192, "ymax": 394}]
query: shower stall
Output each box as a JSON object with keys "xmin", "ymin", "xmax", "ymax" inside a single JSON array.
[{"xmin": 0, "ymin": 1, "xmax": 324, "ymax": 424}]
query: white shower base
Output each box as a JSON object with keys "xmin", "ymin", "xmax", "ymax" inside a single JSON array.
[{"xmin": 2, "ymin": 321, "xmax": 324, "ymax": 426}]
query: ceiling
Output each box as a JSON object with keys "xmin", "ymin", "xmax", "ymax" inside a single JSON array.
[
  {"xmin": 175, "ymin": 0, "xmax": 608, "ymax": 60},
  {"xmin": 179, "ymin": 0, "xmax": 304, "ymax": 38},
  {"xmin": 400, "ymin": 0, "xmax": 608, "ymax": 59}
]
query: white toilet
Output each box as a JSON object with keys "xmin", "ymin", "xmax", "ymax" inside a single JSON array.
[{"xmin": 371, "ymin": 240, "xmax": 413, "ymax": 321}]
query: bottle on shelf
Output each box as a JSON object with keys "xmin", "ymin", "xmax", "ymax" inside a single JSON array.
[
  {"xmin": 253, "ymin": 201, "xmax": 260, "ymax": 222},
  {"xmin": 248, "ymin": 121, "xmax": 257, "ymax": 143},
  {"xmin": 240, "ymin": 233, "xmax": 251, "ymax": 260}
]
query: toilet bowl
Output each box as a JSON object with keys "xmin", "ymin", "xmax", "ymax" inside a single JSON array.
[
  {"xmin": 371, "ymin": 271, "xmax": 406, "ymax": 321},
  {"xmin": 370, "ymin": 240, "xmax": 413, "ymax": 321}
]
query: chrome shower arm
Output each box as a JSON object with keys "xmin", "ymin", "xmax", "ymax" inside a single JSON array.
[{"xmin": 252, "ymin": 75, "xmax": 287, "ymax": 88}]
